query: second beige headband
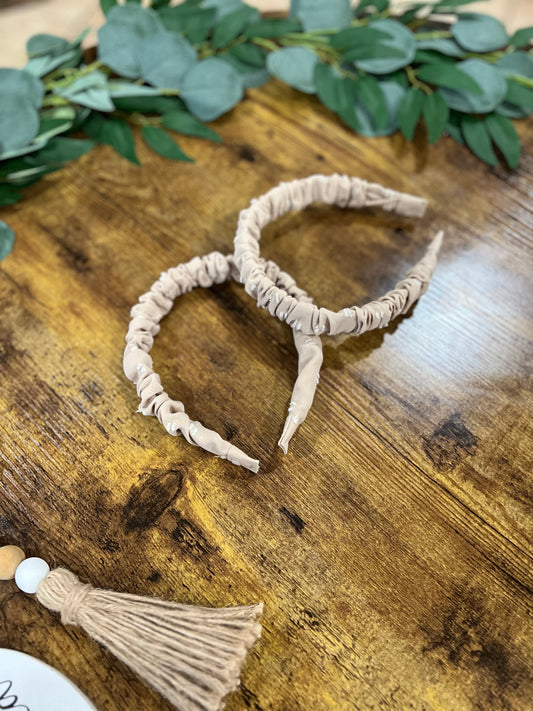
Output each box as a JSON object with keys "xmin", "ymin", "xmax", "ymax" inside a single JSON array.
[{"xmin": 124, "ymin": 175, "xmax": 443, "ymax": 470}]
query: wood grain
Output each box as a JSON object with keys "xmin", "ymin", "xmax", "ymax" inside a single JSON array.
[{"xmin": 0, "ymin": 77, "xmax": 532, "ymax": 711}]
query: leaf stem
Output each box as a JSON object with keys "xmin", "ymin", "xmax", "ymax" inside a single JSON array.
[
  {"xmin": 405, "ymin": 65, "xmax": 432, "ymax": 94},
  {"xmin": 44, "ymin": 60, "xmax": 104, "ymax": 91},
  {"xmin": 414, "ymin": 30, "xmax": 452, "ymax": 40},
  {"xmin": 251, "ymin": 37, "xmax": 279, "ymax": 52}
]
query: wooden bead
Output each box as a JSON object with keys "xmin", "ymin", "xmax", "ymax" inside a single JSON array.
[{"xmin": 0, "ymin": 545, "xmax": 25, "ymax": 580}]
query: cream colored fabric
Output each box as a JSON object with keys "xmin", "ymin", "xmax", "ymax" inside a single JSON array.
[
  {"xmin": 37, "ymin": 568, "xmax": 262, "ymax": 711},
  {"xmin": 123, "ymin": 252, "xmax": 323, "ymax": 471},
  {"xmin": 234, "ymin": 174, "xmax": 443, "ymax": 336}
]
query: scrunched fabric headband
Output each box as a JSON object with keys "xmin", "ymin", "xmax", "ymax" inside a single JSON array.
[
  {"xmin": 124, "ymin": 175, "xmax": 443, "ymax": 470},
  {"xmin": 234, "ymin": 174, "xmax": 443, "ymax": 336},
  {"xmin": 123, "ymin": 252, "xmax": 323, "ymax": 472}
]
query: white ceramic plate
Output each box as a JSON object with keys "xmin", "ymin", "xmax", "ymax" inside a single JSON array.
[{"xmin": 0, "ymin": 649, "xmax": 97, "ymax": 711}]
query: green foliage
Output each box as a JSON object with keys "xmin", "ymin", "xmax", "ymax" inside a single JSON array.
[
  {"xmin": 1, "ymin": 0, "xmax": 533, "ymax": 256},
  {"xmin": 452, "ymin": 13, "xmax": 508, "ymax": 53},
  {"xmin": 83, "ymin": 113, "xmax": 140, "ymax": 165},
  {"xmin": 422, "ymin": 91, "xmax": 449, "ymax": 143},
  {"xmin": 244, "ymin": 18, "xmax": 301, "ymax": 38},
  {"xmin": 141, "ymin": 126, "xmax": 193, "ymax": 161},
  {"xmin": 267, "ymin": 47, "xmax": 318, "ymax": 94},
  {"xmin": 27, "ymin": 34, "xmax": 70, "ymax": 58},
  {"xmin": 398, "ymin": 87, "xmax": 424, "ymax": 140},
  {"xmin": 181, "ymin": 57, "xmax": 244, "ymax": 121},
  {"xmin": 354, "ymin": 81, "xmax": 405, "ymax": 137},
  {"xmin": 460, "ymin": 115, "xmax": 498, "ymax": 166},
  {"xmin": 98, "ymin": 5, "xmax": 165, "ymax": 78},
  {"xmin": 157, "ymin": 5, "xmax": 215, "ymax": 44},
  {"xmin": 509, "ymin": 26, "xmax": 533, "ymax": 49},
  {"xmin": 138, "ymin": 32, "xmax": 197, "ymax": 90},
  {"xmin": 212, "ymin": 6, "xmax": 258, "ymax": 48},
  {"xmin": 354, "ymin": 19, "xmax": 416, "ymax": 74},
  {"xmin": 0, "ymin": 221, "xmax": 15, "ymax": 260},
  {"xmin": 162, "ymin": 110, "xmax": 221, "ymax": 142},
  {"xmin": 438, "ymin": 59, "xmax": 507, "ymax": 113},
  {"xmin": 294, "ymin": 0, "xmax": 351, "ymax": 32}
]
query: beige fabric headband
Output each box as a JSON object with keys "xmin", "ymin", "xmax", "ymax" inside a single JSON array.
[
  {"xmin": 233, "ymin": 174, "xmax": 443, "ymax": 337},
  {"xmin": 123, "ymin": 252, "xmax": 323, "ymax": 472},
  {"xmin": 124, "ymin": 175, "xmax": 443, "ymax": 470}
]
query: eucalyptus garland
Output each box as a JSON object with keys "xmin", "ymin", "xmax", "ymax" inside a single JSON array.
[{"xmin": 1, "ymin": 0, "xmax": 533, "ymax": 258}]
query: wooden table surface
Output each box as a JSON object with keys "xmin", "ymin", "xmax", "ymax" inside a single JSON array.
[{"xmin": 0, "ymin": 76, "xmax": 532, "ymax": 711}]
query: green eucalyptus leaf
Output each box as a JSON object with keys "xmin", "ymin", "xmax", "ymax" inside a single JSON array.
[
  {"xmin": 25, "ymin": 47, "xmax": 81, "ymax": 78},
  {"xmin": 0, "ymin": 221, "xmax": 15, "ymax": 261},
  {"xmin": 422, "ymin": 91, "xmax": 449, "ymax": 143},
  {"xmin": 111, "ymin": 95, "xmax": 185, "ymax": 114},
  {"xmin": 414, "ymin": 37, "xmax": 464, "ymax": 57},
  {"xmin": 181, "ymin": 57, "xmax": 244, "ymax": 121},
  {"xmin": 138, "ymin": 31, "xmax": 197, "ymax": 89},
  {"xmin": 218, "ymin": 54, "xmax": 270, "ymax": 89},
  {"xmin": 0, "ymin": 138, "xmax": 48, "ymax": 161},
  {"xmin": 204, "ymin": 0, "xmax": 243, "ymax": 21},
  {"xmin": 353, "ymin": 75, "xmax": 387, "ymax": 130},
  {"xmin": 496, "ymin": 52, "xmax": 533, "ymax": 79},
  {"xmin": 3, "ymin": 163, "xmax": 58, "ymax": 186},
  {"xmin": 27, "ymin": 136, "xmax": 94, "ymax": 164},
  {"xmin": 0, "ymin": 68, "xmax": 44, "ymax": 109},
  {"xmin": 398, "ymin": 5, "xmax": 426, "ymax": 24},
  {"xmin": 460, "ymin": 115, "xmax": 498, "ymax": 166},
  {"xmin": 314, "ymin": 63, "xmax": 358, "ymax": 128},
  {"xmin": 65, "ymin": 87, "xmax": 115, "ymax": 111},
  {"xmin": 485, "ymin": 113, "xmax": 520, "ymax": 168},
  {"xmin": 452, "ymin": 13, "xmax": 508, "ymax": 53},
  {"xmin": 0, "ymin": 97, "xmax": 40, "ymax": 153},
  {"xmin": 244, "ymin": 18, "xmax": 301, "ymax": 38},
  {"xmin": 55, "ymin": 69, "xmax": 115, "ymax": 112},
  {"xmin": 157, "ymin": 5, "xmax": 215, "ymax": 44},
  {"xmin": 354, "ymin": 80, "xmax": 405, "ymax": 137},
  {"xmin": 58, "ymin": 69, "xmax": 108, "ymax": 94},
  {"xmin": 438, "ymin": 59, "xmax": 507, "ymax": 114},
  {"xmin": 83, "ymin": 114, "xmax": 140, "ymax": 165},
  {"xmin": 27, "ymin": 34, "xmax": 69, "ymax": 58},
  {"xmin": 141, "ymin": 125, "xmax": 193, "ymax": 161},
  {"xmin": 295, "ymin": 0, "xmax": 351, "ymax": 32},
  {"xmin": 509, "ymin": 26, "xmax": 533, "ymax": 49},
  {"xmin": 497, "ymin": 102, "xmax": 530, "ymax": 119},
  {"xmin": 152, "ymin": 0, "xmax": 171, "ymax": 7},
  {"xmin": 229, "ymin": 43, "xmax": 266, "ymax": 69},
  {"xmin": 267, "ymin": 47, "xmax": 318, "ymax": 94},
  {"xmin": 0, "ymin": 185, "xmax": 23, "ymax": 207},
  {"xmin": 162, "ymin": 110, "xmax": 221, "ymax": 142},
  {"xmin": 416, "ymin": 63, "xmax": 481, "ymax": 93},
  {"xmin": 107, "ymin": 82, "xmax": 170, "ymax": 98},
  {"xmin": 355, "ymin": 19, "xmax": 416, "ymax": 74},
  {"xmin": 36, "ymin": 117, "xmax": 73, "ymax": 142},
  {"xmin": 100, "ymin": 0, "xmax": 118, "ymax": 15},
  {"xmin": 98, "ymin": 5, "xmax": 165, "ymax": 79},
  {"xmin": 213, "ymin": 6, "xmax": 259, "ymax": 48},
  {"xmin": 446, "ymin": 112, "xmax": 464, "ymax": 144},
  {"xmin": 330, "ymin": 26, "xmax": 388, "ymax": 49},
  {"xmin": 397, "ymin": 87, "xmax": 424, "ymax": 140},
  {"xmin": 386, "ymin": 70, "xmax": 409, "ymax": 89},
  {"xmin": 343, "ymin": 44, "xmax": 404, "ymax": 63},
  {"xmin": 414, "ymin": 50, "xmax": 455, "ymax": 65},
  {"xmin": 504, "ymin": 80, "xmax": 533, "ymax": 111}
]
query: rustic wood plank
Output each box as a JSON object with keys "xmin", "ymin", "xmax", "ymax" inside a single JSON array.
[{"xmin": 0, "ymin": 77, "xmax": 532, "ymax": 711}]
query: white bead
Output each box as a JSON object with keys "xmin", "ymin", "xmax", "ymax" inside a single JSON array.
[{"xmin": 15, "ymin": 557, "xmax": 50, "ymax": 594}]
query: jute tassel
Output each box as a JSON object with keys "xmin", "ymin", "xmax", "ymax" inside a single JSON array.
[{"xmin": 36, "ymin": 568, "xmax": 262, "ymax": 711}]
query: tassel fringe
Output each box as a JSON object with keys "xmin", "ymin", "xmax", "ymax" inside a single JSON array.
[{"xmin": 37, "ymin": 568, "xmax": 262, "ymax": 711}]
